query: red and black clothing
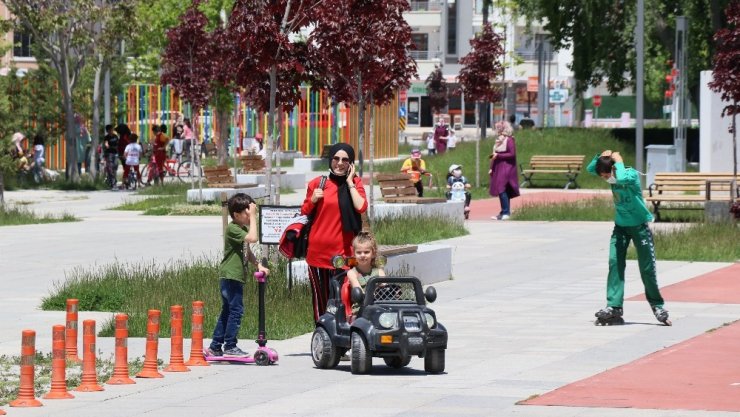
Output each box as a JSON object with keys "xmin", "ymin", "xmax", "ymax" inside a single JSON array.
[{"xmin": 301, "ymin": 175, "xmax": 367, "ymax": 321}]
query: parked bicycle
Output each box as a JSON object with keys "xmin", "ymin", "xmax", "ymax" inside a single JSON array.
[{"xmin": 140, "ymin": 154, "xmax": 201, "ymax": 184}]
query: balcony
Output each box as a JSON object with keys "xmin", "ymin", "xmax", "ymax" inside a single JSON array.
[
  {"xmin": 408, "ymin": 1, "xmax": 443, "ymax": 12},
  {"xmin": 410, "ymin": 50, "xmax": 443, "ymax": 61},
  {"xmin": 405, "ymin": 1, "xmax": 442, "ymax": 27}
]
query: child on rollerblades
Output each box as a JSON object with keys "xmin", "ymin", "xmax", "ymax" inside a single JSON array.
[
  {"xmin": 207, "ymin": 193, "xmax": 270, "ymax": 358},
  {"xmin": 587, "ymin": 150, "xmax": 670, "ymax": 326},
  {"xmin": 445, "ymin": 164, "xmax": 472, "ymax": 219}
]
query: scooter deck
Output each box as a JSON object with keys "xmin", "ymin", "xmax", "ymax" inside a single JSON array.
[{"xmin": 203, "ymin": 350, "xmax": 255, "ymax": 364}]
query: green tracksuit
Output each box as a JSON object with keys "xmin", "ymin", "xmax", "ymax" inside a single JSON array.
[{"xmin": 587, "ymin": 155, "xmax": 665, "ymax": 308}]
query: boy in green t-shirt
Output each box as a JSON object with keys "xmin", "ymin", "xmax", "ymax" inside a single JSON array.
[
  {"xmin": 587, "ymin": 150, "xmax": 670, "ymax": 326},
  {"xmin": 207, "ymin": 193, "xmax": 270, "ymax": 358}
]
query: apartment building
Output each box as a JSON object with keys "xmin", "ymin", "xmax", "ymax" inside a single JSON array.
[
  {"xmin": 404, "ymin": 0, "xmax": 575, "ymax": 128},
  {"xmin": 0, "ymin": 2, "xmax": 37, "ymax": 76}
]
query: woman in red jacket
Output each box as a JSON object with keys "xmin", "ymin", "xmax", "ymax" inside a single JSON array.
[{"xmin": 301, "ymin": 143, "xmax": 368, "ymax": 322}]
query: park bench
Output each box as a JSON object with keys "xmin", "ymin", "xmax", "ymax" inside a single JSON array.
[
  {"xmin": 645, "ymin": 172, "xmax": 739, "ymax": 221},
  {"xmin": 239, "ymin": 155, "xmax": 266, "ymax": 173},
  {"xmin": 203, "ymin": 165, "xmax": 257, "ymax": 189},
  {"xmin": 377, "ymin": 173, "xmax": 446, "ymax": 204},
  {"xmin": 519, "ymin": 155, "xmax": 585, "ymax": 190}
]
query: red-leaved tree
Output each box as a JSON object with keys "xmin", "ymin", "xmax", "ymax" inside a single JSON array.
[
  {"xmin": 457, "ymin": 23, "xmax": 505, "ymax": 187},
  {"xmin": 225, "ymin": 0, "xmax": 317, "ymax": 204},
  {"xmin": 708, "ymin": 1, "xmax": 740, "ymax": 178},
  {"xmin": 307, "ymin": 0, "xmax": 417, "ymax": 217},
  {"xmin": 426, "ymin": 65, "xmax": 449, "ymax": 120}
]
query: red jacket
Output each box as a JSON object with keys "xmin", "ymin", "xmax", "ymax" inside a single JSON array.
[{"xmin": 301, "ymin": 175, "xmax": 368, "ymax": 269}]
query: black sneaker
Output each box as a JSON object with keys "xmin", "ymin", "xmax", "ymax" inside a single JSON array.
[
  {"xmin": 223, "ymin": 346, "xmax": 250, "ymax": 358},
  {"xmin": 205, "ymin": 347, "xmax": 223, "ymax": 357}
]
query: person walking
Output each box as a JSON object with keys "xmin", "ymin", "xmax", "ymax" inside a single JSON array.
[
  {"xmin": 301, "ymin": 143, "xmax": 367, "ymax": 322},
  {"xmin": 588, "ymin": 150, "xmax": 670, "ymax": 326},
  {"xmin": 488, "ymin": 121, "xmax": 519, "ymax": 220},
  {"xmin": 433, "ymin": 116, "xmax": 449, "ymax": 154}
]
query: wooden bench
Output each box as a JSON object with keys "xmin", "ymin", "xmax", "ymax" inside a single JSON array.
[
  {"xmin": 377, "ymin": 173, "xmax": 446, "ymax": 204},
  {"xmin": 239, "ymin": 155, "xmax": 266, "ymax": 173},
  {"xmin": 645, "ymin": 172, "xmax": 739, "ymax": 221},
  {"xmin": 202, "ymin": 165, "xmax": 257, "ymax": 189},
  {"xmin": 203, "ymin": 142, "xmax": 217, "ymax": 157},
  {"xmin": 519, "ymin": 155, "xmax": 585, "ymax": 190}
]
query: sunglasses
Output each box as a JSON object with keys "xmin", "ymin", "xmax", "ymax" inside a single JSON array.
[{"xmin": 332, "ymin": 156, "xmax": 351, "ymax": 163}]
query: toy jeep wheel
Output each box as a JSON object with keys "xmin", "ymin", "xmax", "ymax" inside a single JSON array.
[
  {"xmin": 351, "ymin": 332, "xmax": 372, "ymax": 374},
  {"xmin": 424, "ymin": 348, "xmax": 445, "ymax": 374},
  {"xmin": 383, "ymin": 356, "xmax": 411, "ymax": 369},
  {"xmin": 311, "ymin": 327, "xmax": 339, "ymax": 369}
]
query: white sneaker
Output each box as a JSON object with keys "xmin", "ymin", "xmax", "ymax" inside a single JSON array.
[{"xmin": 500, "ymin": 214, "xmax": 511, "ymax": 220}]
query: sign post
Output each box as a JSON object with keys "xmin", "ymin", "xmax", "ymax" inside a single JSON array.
[
  {"xmin": 258, "ymin": 205, "xmax": 302, "ymax": 290},
  {"xmin": 593, "ymin": 95, "xmax": 602, "ymax": 122}
]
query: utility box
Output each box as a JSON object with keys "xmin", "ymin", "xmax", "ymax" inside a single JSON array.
[{"xmin": 646, "ymin": 144, "xmax": 678, "ymax": 187}]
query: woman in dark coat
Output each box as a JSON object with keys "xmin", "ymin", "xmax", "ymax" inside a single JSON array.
[
  {"xmin": 488, "ymin": 121, "xmax": 520, "ymax": 220},
  {"xmin": 432, "ymin": 116, "xmax": 449, "ymax": 154}
]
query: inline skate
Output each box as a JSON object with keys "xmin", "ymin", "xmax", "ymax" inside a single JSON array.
[
  {"xmin": 594, "ymin": 306, "xmax": 624, "ymax": 326},
  {"xmin": 652, "ymin": 306, "xmax": 672, "ymax": 326}
]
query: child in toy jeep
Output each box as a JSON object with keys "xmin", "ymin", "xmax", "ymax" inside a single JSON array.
[{"xmin": 311, "ymin": 266, "xmax": 447, "ymax": 375}]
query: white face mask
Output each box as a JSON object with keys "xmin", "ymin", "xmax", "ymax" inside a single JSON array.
[{"xmin": 606, "ymin": 176, "xmax": 617, "ymax": 184}]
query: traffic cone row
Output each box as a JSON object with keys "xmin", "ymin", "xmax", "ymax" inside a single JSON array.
[{"xmin": 8, "ymin": 300, "xmax": 209, "ymax": 408}]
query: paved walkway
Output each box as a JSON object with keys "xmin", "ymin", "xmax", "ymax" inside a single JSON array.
[{"xmin": 1, "ymin": 187, "xmax": 739, "ymax": 417}]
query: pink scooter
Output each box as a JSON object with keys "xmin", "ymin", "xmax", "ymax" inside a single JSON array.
[{"xmin": 203, "ymin": 258, "xmax": 279, "ymax": 365}]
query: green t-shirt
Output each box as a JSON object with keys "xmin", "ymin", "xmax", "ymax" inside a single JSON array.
[
  {"xmin": 219, "ymin": 222, "xmax": 250, "ymax": 282},
  {"xmin": 352, "ymin": 267, "xmax": 382, "ymax": 289},
  {"xmin": 587, "ymin": 154, "xmax": 653, "ymax": 227}
]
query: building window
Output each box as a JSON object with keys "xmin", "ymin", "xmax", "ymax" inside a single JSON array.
[
  {"xmin": 13, "ymin": 31, "xmax": 33, "ymax": 58},
  {"xmin": 446, "ymin": 1, "xmax": 457, "ymax": 57},
  {"xmin": 411, "ymin": 33, "xmax": 429, "ymax": 60}
]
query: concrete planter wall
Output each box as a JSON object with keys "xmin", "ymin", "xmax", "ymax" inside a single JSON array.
[
  {"xmin": 186, "ymin": 185, "xmax": 274, "ymax": 203},
  {"xmin": 236, "ymin": 172, "xmax": 306, "ymax": 190},
  {"xmin": 373, "ymin": 201, "xmax": 465, "ymax": 226}
]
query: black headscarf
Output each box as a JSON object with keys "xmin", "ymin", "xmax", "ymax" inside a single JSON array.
[{"xmin": 327, "ymin": 143, "xmax": 362, "ymax": 234}]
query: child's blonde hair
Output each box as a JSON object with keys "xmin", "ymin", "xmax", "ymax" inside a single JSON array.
[{"xmin": 352, "ymin": 231, "xmax": 379, "ymax": 268}]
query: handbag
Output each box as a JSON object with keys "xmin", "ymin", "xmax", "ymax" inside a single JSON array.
[{"xmin": 279, "ymin": 176, "xmax": 327, "ymax": 259}]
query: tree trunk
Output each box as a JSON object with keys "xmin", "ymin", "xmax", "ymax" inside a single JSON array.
[
  {"xmin": 0, "ymin": 171, "xmax": 5, "ymax": 206},
  {"xmin": 356, "ymin": 71, "xmax": 365, "ymax": 177},
  {"xmin": 217, "ymin": 106, "xmax": 230, "ymax": 166},
  {"xmin": 733, "ymin": 104, "xmax": 737, "ymax": 179},
  {"xmin": 368, "ymin": 93, "xmax": 375, "ymax": 223},
  {"xmin": 275, "ymin": 110, "xmax": 283, "ymax": 205},
  {"xmin": 267, "ymin": 65, "xmax": 277, "ymax": 204},
  {"xmin": 91, "ymin": 59, "xmax": 104, "ymax": 179},
  {"xmin": 476, "ymin": 101, "xmax": 482, "ymax": 187},
  {"xmin": 60, "ymin": 60, "xmax": 79, "ymax": 182}
]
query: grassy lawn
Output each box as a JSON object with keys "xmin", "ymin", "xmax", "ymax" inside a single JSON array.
[
  {"xmin": 513, "ymin": 198, "xmax": 705, "ymax": 223},
  {"xmin": 378, "ymin": 128, "xmax": 632, "ymax": 199},
  {"xmin": 0, "ymin": 204, "xmax": 78, "ymax": 226},
  {"xmin": 630, "ymin": 221, "xmax": 740, "ymax": 262}
]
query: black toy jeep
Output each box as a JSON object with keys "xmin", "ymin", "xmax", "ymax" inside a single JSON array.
[{"xmin": 311, "ymin": 270, "xmax": 447, "ymax": 374}]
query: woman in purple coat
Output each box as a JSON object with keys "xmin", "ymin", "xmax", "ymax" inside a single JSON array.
[
  {"xmin": 488, "ymin": 121, "xmax": 520, "ymax": 220},
  {"xmin": 433, "ymin": 116, "xmax": 449, "ymax": 154}
]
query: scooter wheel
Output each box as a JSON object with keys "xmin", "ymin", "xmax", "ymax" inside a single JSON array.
[{"xmin": 254, "ymin": 350, "xmax": 270, "ymax": 366}]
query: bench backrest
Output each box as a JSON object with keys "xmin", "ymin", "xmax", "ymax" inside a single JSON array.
[
  {"xmin": 203, "ymin": 165, "xmax": 234, "ymax": 185},
  {"xmin": 528, "ymin": 155, "xmax": 585, "ymax": 170},
  {"xmin": 651, "ymin": 173, "xmax": 738, "ymax": 192},
  {"xmin": 376, "ymin": 173, "xmax": 418, "ymax": 199},
  {"xmin": 239, "ymin": 155, "xmax": 265, "ymax": 172},
  {"xmin": 320, "ymin": 145, "xmax": 332, "ymax": 159}
]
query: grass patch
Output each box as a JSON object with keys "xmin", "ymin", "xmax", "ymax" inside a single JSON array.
[
  {"xmin": 135, "ymin": 182, "xmax": 192, "ymax": 196},
  {"xmin": 629, "ymin": 221, "xmax": 740, "ymax": 262},
  {"xmin": 144, "ymin": 204, "xmax": 221, "ymax": 216},
  {"xmin": 112, "ymin": 195, "xmax": 185, "ymax": 211},
  {"xmin": 513, "ymin": 197, "xmax": 615, "ymax": 221},
  {"xmin": 373, "ymin": 215, "xmax": 469, "ymax": 244},
  {"xmin": 0, "ymin": 351, "xmax": 144, "ymax": 406},
  {"xmin": 0, "ymin": 205, "xmax": 78, "ymax": 226},
  {"xmin": 41, "ymin": 255, "xmax": 316, "ymax": 340}
]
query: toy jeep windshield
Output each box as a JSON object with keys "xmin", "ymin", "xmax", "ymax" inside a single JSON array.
[{"xmin": 311, "ymin": 274, "xmax": 447, "ymax": 375}]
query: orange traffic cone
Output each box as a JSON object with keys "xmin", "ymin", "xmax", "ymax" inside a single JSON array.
[
  {"xmin": 107, "ymin": 314, "xmax": 135, "ymax": 385},
  {"xmin": 0, "ymin": 407, "xmax": 5, "ymax": 414},
  {"xmin": 136, "ymin": 309, "xmax": 163, "ymax": 378},
  {"xmin": 65, "ymin": 299, "xmax": 81, "ymax": 363},
  {"xmin": 164, "ymin": 305, "xmax": 190, "ymax": 372},
  {"xmin": 43, "ymin": 325, "xmax": 74, "ymax": 399},
  {"xmin": 185, "ymin": 301, "xmax": 209, "ymax": 366},
  {"xmin": 10, "ymin": 329, "xmax": 42, "ymax": 407},
  {"xmin": 75, "ymin": 320, "xmax": 104, "ymax": 392}
]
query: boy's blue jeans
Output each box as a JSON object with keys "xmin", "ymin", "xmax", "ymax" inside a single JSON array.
[{"xmin": 211, "ymin": 278, "xmax": 244, "ymax": 350}]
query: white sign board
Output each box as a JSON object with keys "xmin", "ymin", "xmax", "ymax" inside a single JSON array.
[
  {"xmin": 549, "ymin": 88, "xmax": 569, "ymax": 104},
  {"xmin": 259, "ymin": 205, "xmax": 302, "ymax": 245}
]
